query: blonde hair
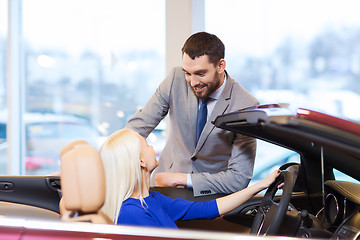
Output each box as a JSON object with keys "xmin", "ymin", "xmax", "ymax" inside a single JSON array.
[{"xmin": 99, "ymin": 129, "xmax": 144, "ymax": 223}]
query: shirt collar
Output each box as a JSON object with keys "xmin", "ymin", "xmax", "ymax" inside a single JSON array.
[{"xmin": 209, "ymin": 73, "xmax": 227, "ymax": 100}]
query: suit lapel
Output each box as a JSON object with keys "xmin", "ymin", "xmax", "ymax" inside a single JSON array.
[
  {"xmin": 194, "ymin": 74, "xmax": 233, "ymax": 152},
  {"xmin": 188, "ymin": 85, "xmax": 198, "ymax": 146}
]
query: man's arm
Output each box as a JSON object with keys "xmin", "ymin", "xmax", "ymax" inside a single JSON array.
[
  {"xmin": 191, "ymin": 134, "xmax": 256, "ymax": 196},
  {"xmin": 125, "ymin": 69, "xmax": 175, "ymax": 137},
  {"xmin": 154, "ymin": 172, "xmax": 187, "ymax": 187},
  {"xmin": 155, "ymin": 134, "xmax": 256, "ymax": 196}
]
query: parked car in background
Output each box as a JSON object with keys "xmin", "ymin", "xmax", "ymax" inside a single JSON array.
[
  {"xmin": 0, "ymin": 112, "xmax": 103, "ymax": 175},
  {"xmin": 0, "ymin": 103, "xmax": 359, "ymax": 239}
]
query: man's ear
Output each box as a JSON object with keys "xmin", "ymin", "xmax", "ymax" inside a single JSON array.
[
  {"xmin": 140, "ymin": 159, "xmax": 146, "ymax": 168},
  {"xmin": 217, "ymin": 59, "xmax": 226, "ymax": 73}
]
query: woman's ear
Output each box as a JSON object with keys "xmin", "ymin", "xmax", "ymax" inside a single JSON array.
[{"xmin": 140, "ymin": 158, "xmax": 146, "ymax": 168}]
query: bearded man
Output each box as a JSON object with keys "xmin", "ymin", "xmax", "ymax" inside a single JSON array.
[{"xmin": 125, "ymin": 32, "xmax": 258, "ymax": 197}]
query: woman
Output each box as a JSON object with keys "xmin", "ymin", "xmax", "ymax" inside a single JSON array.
[{"xmin": 100, "ymin": 129, "xmax": 280, "ymax": 228}]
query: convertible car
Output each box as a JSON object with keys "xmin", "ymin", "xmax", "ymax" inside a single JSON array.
[{"xmin": 0, "ymin": 104, "xmax": 359, "ymax": 239}]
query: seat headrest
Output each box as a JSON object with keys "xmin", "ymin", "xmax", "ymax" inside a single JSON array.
[
  {"xmin": 61, "ymin": 144, "xmax": 105, "ymax": 213},
  {"xmin": 60, "ymin": 139, "xmax": 89, "ymax": 158}
]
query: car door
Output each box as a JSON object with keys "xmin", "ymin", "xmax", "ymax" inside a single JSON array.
[{"xmin": 0, "ymin": 175, "xmax": 61, "ymax": 218}]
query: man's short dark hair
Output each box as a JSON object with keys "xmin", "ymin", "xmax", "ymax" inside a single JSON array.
[{"xmin": 182, "ymin": 32, "xmax": 225, "ymax": 66}]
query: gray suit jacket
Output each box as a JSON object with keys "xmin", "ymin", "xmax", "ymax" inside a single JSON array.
[{"xmin": 125, "ymin": 67, "xmax": 258, "ymax": 196}]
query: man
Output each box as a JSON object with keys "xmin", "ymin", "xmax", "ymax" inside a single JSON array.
[{"xmin": 125, "ymin": 32, "xmax": 258, "ymax": 196}]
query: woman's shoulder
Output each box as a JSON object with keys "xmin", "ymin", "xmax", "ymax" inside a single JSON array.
[
  {"xmin": 148, "ymin": 190, "xmax": 172, "ymax": 202},
  {"xmin": 117, "ymin": 199, "xmax": 149, "ymax": 225},
  {"xmin": 122, "ymin": 198, "xmax": 142, "ymax": 208},
  {"xmin": 149, "ymin": 190, "xmax": 162, "ymax": 198},
  {"xmin": 119, "ymin": 198, "xmax": 149, "ymax": 218}
]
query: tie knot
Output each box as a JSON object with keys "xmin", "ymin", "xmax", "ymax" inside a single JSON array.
[{"xmin": 201, "ymin": 97, "xmax": 210, "ymax": 105}]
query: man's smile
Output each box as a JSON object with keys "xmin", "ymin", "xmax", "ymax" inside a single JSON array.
[{"xmin": 194, "ymin": 85, "xmax": 206, "ymax": 93}]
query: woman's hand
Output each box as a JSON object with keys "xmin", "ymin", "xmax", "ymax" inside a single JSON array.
[
  {"xmin": 216, "ymin": 169, "xmax": 282, "ymax": 215},
  {"xmin": 259, "ymin": 169, "xmax": 282, "ymax": 189}
]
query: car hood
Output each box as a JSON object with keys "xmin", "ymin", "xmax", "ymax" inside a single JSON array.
[{"xmin": 213, "ymin": 104, "xmax": 360, "ymax": 180}]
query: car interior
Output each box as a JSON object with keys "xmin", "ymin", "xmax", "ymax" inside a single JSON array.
[
  {"xmin": 0, "ymin": 147, "xmax": 358, "ymax": 239},
  {"xmin": 0, "ymin": 106, "xmax": 359, "ymax": 239}
]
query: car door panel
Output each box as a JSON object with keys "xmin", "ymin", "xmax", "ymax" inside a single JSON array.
[{"xmin": 0, "ymin": 176, "xmax": 61, "ymax": 213}]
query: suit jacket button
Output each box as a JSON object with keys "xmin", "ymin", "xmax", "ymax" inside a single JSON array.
[
  {"xmin": 191, "ymin": 157, "xmax": 197, "ymax": 161},
  {"xmin": 200, "ymin": 190, "xmax": 212, "ymax": 195}
]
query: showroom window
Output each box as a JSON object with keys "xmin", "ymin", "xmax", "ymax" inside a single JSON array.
[
  {"xmin": 4, "ymin": 0, "xmax": 359, "ymax": 176},
  {"xmin": 4, "ymin": 0, "xmax": 165, "ymax": 175},
  {"xmin": 205, "ymin": 0, "xmax": 360, "ymax": 122},
  {"xmin": 205, "ymin": 0, "xmax": 360, "ymax": 175},
  {"xmin": 0, "ymin": 0, "xmax": 8, "ymax": 174}
]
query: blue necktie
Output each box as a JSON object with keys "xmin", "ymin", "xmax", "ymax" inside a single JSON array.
[{"xmin": 196, "ymin": 98, "xmax": 209, "ymax": 144}]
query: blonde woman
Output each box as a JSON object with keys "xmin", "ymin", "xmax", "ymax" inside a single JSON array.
[{"xmin": 100, "ymin": 129, "xmax": 280, "ymax": 228}]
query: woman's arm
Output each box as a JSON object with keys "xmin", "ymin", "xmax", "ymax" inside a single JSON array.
[{"xmin": 216, "ymin": 170, "xmax": 281, "ymax": 215}]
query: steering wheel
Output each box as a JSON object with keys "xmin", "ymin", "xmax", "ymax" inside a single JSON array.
[{"xmin": 250, "ymin": 170, "xmax": 294, "ymax": 236}]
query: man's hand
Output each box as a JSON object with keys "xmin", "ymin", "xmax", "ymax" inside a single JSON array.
[{"xmin": 154, "ymin": 172, "xmax": 187, "ymax": 187}]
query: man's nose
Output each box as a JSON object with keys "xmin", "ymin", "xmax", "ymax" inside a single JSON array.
[{"xmin": 189, "ymin": 76, "xmax": 200, "ymax": 87}]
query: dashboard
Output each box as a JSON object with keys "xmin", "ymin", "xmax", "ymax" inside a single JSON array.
[{"xmin": 324, "ymin": 180, "xmax": 360, "ymax": 239}]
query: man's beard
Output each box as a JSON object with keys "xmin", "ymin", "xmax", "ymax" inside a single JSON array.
[{"xmin": 191, "ymin": 72, "xmax": 221, "ymax": 100}]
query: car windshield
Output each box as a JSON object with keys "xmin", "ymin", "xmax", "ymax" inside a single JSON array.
[
  {"xmin": 334, "ymin": 169, "xmax": 359, "ymax": 183},
  {"xmin": 251, "ymin": 139, "xmax": 360, "ymax": 190}
]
